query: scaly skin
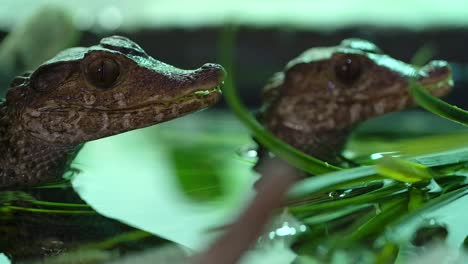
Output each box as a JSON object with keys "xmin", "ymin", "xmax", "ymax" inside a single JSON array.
[
  {"xmin": 0, "ymin": 36, "xmax": 225, "ymax": 189},
  {"xmin": 259, "ymin": 39, "xmax": 453, "ymax": 163}
]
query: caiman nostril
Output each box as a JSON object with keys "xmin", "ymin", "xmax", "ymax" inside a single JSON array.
[
  {"xmin": 200, "ymin": 63, "xmax": 227, "ymax": 81},
  {"xmin": 201, "ymin": 63, "xmax": 218, "ymax": 69}
]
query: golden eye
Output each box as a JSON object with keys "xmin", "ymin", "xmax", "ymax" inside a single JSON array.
[
  {"xmin": 86, "ymin": 58, "xmax": 120, "ymax": 89},
  {"xmin": 334, "ymin": 56, "xmax": 362, "ymax": 84}
]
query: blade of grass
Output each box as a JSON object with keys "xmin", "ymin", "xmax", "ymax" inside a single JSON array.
[
  {"xmin": 376, "ymin": 156, "xmax": 433, "ymax": 183},
  {"xmin": 408, "ymin": 147, "xmax": 468, "ymax": 167},
  {"xmin": 302, "ymin": 204, "xmax": 373, "ymax": 225},
  {"xmin": 344, "ymin": 197, "xmax": 408, "ymax": 243},
  {"xmin": 287, "ymin": 166, "xmax": 382, "ymax": 199},
  {"xmin": 385, "ymin": 185, "xmax": 468, "ymax": 243},
  {"xmin": 289, "ymin": 183, "xmax": 407, "ymax": 217},
  {"xmin": 410, "ymin": 80, "xmax": 468, "ymax": 126},
  {"xmin": 7, "ymin": 205, "xmax": 95, "ymax": 214},
  {"xmin": 79, "ymin": 230, "xmax": 153, "ymax": 250},
  {"xmin": 410, "ymin": 43, "xmax": 436, "ymax": 67},
  {"xmin": 29, "ymin": 200, "xmax": 91, "ymax": 208},
  {"xmin": 219, "ymin": 26, "xmax": 340, "ymax": 175},
  {"xmin": 374, "ymin": 242, "xmax": 399, "ymax": 264},
  {"xmin": 289, "ymin": 147, "xmax": 468, "ymax": 199}
]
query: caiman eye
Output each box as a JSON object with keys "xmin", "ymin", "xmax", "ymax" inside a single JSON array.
[
  {"xmin": 334, "ymin": 56, "xmax": 362, "ymax": 84},
  {"xmin": 86, "ymin": 58, "xmax": 120, "ymax": 89}
]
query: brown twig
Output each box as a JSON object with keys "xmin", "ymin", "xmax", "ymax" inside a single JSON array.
[{"xmin": 193, "ymin": 158, "xmax": 302, "ymax": 264}]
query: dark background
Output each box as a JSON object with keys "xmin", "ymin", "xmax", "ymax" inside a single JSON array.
[{"xmin": 1, "ymin": 27, "xmax": 467, "ymax": 108}]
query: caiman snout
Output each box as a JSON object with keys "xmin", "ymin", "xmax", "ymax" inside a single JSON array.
[
  {"xmin": 200, "ymin": 63, "xmax": 227, "ymax": 83},
  {"xmin": 418, "ymin": 60, "xmax": 451, "ymax": 82},
  {"xmin": 417, "ymin": 60, "xmax": 452, "ymax": 97}
]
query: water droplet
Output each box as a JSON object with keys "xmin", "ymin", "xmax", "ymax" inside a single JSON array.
[
  {"xmin": 268, "ymin": 231, "xmax": 275, "ymax": 240},
  {"xmin": 421, "ymin": 179, "xmax": 443, "ymax": 194},
  {"xmin": 328, "ymin": 189, "xmax": 353, "ymax": 199},
  {"xmin": 370, "ymin": 151, "xmax": 401, "ymax": 160},
  {"xmin": 276, "ymin": 222, "xmax": 296, "ymax": 237},
  {"xmin": 299, "ymin": 225, "xmax": 307, "ymax": 232},
  {"xmin": 339, "ymin": 189, "xmax": 353, "ymax": 198},
  {"xmin": 290, "ymin": 228, "xmax": 296, "ymax": 235},
  {"xmin": 246, "ymin": 150, "xmax": 258, "ymax": 158},
  {"xmin": 328, "ymin": 191, "xmax": 339, "ymax": 198},
  {"xmin": 236, "ymin": 146, "xmax": 258, "ymax": 158}
]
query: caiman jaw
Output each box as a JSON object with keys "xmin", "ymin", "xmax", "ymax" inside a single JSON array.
[
  {"xmin": 140, "ymin": 63, "xmax": 225, "ymax": 114},
  {"xmin": 177, "ymin": 84, "xmax": 223, "ymax": 105},
  {"xmin": 127, "ymin": 81, "xmax": 224, "ymax": 113}
]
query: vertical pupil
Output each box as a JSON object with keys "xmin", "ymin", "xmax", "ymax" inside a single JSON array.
[
  {"xmin": 339, "ymin": 59, "xmax": 352, "ymax": 73},
  {"xmin": 87, "ymin": 58, "xmax": 119, "ymax": 88},
  {"xmin": 343, "ymin": 59, "xmax": 352, "ymax": 71},
  {"xmin": 98, "ymin": 61, "xmax": 104, "ymax": 81}
]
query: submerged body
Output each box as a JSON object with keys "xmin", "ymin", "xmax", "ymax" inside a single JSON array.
[
  {"xmin": 0, "ymin": 36, "xmax": 225, "ymax": 189},
  {"xmin": 259, "ymin": 39, "xmax": 452, "ymax": 163}
]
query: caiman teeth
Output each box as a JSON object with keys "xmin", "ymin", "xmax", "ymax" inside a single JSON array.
[
  {"xmin": 165, "ymin": 83, "xmax": 222, "ymax": 104},
  {"xmin": 183, "ymin": 81, "xmax": 223, "ymax": 98},
  {"xmin": 192, "ymin": 84, "xmax": 223, "ymax": 96}
]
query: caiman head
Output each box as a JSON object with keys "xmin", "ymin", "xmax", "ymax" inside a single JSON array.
[
  {"xmin": 261, "ymin": 39, "xmax": 453, "ymax": 162},
  {"xmin": 5, "ymin": 36, "xmax": 225, "ymax": 145}
]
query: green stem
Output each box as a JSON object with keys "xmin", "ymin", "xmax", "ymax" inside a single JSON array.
[
  {"xmin": 79, "ymin": 230, "xmax": 153, "ymax": 250},
  {"xmin": 219, "ymin": 26, "xmax": 340, "ymax": 175},
  {"xmin": 287, "ymin": 166, "xmax": 381, "ymax": 199},
  {"xmin": 8, "ymin": 205, "xmax": 95, "ymax": 214},
  {"xmin": 410, "ymin": 80, "xmax": 468, "ymax": 126},
  {"xmin": 346, "ymin": 197, "xmax": 408, "ymax": 242},
  {"xmin": 290, "ymin": 183, "xmax": 407, "ymax": 217},
  {"xmin": 387, "ymin": 185, "xmax": 468, "ymax": 238},
  {"xmin": 30, "ymin": 200, "xmax": 91, "ymax": 208}
]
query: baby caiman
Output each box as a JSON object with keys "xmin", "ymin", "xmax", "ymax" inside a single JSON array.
[
  {"xmin": 0, "ymin": 36, "xmax": 225, "ymax": 189},
  {"xmin": 259, "ymin": 39, "xmax": 453, "ymax": 164},
  {"xmin": 196, "ymin": 39, "xmax": 454, "ymax": 264}
]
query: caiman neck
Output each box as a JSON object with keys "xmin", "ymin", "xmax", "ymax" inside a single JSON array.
[
  {"xmin": 261, "ymin": 99, "xmax": 352, "ymax": 164},
  {"xmin": 0, "ymin": 101, "xmax": 79, "ymax": 189}
]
